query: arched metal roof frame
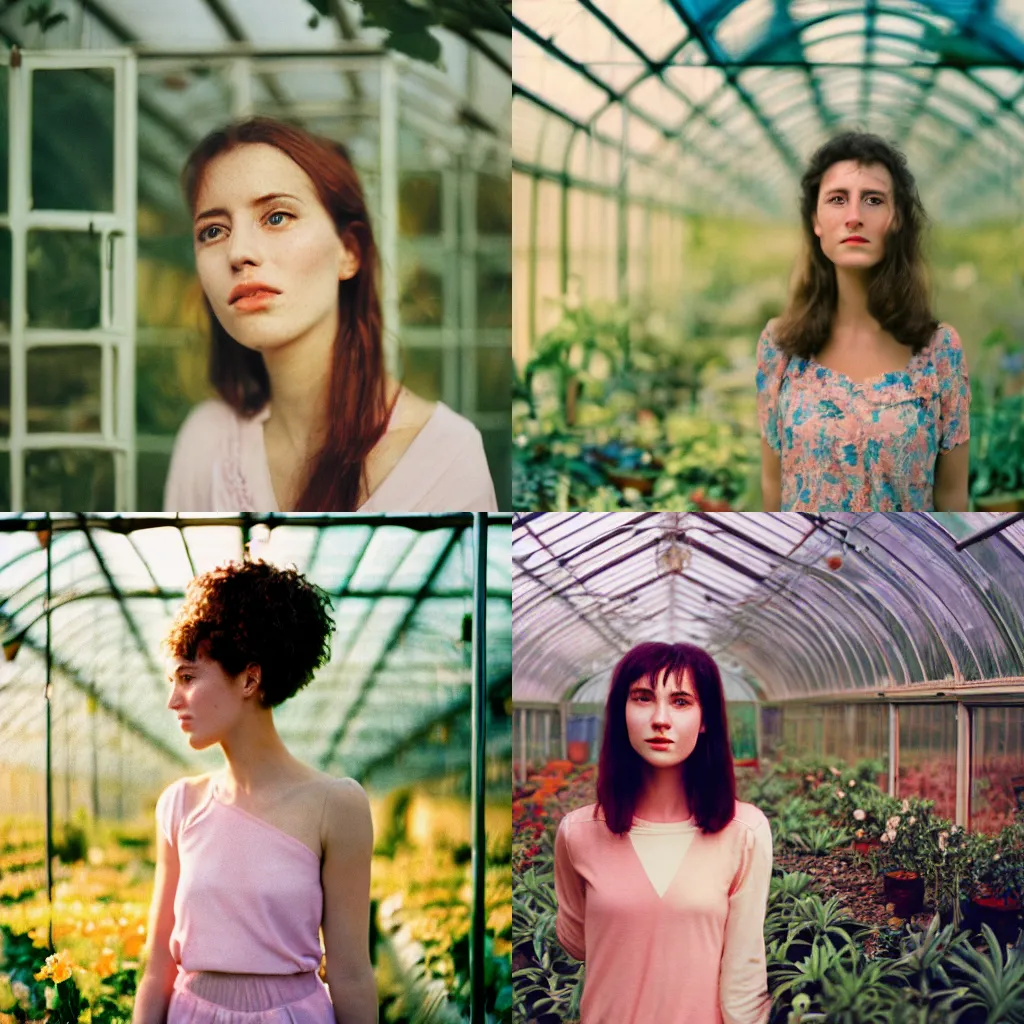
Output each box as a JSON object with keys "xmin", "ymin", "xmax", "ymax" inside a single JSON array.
[
  {"xmin": 0, "ymin": 514, "xmax": 512, "ymax": 788},
  {"xmin": 511, "ymin": 511, "xmax": 1024, "ymax": 705},
  {"xmin": 512, "ymin": 0, "xmax": 1024, "ymax": 221}
]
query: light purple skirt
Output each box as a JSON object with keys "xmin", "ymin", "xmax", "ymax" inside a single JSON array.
[{"xmin": 168, "ymin": 970, "xmax": 335, "ymax": 1024}]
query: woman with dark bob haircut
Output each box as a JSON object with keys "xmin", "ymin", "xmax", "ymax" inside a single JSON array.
[
  {"xmin": 131, "ymin": 560, "xmax": 377, "ymax": 1024},
  {"xmin": 757, "ymin": 130, "xmax": 970, "ymax": 512},
  {"xmin": 554, "ymin": 642, "xmax": 772, "ymax": 1024}
]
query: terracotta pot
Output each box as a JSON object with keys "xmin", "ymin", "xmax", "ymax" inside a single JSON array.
[
  {"xmin": 566, "ymin": 740, "xmax": 590, "ymax": 765},
  {"xmin": 972, "ymin": 895, "xmax": 1023, "ymax": 947},
  {"xmin": 853, "ymin": 838, "xmax": 881, "ymax": 857},
  {"xmin": 884, "ymin": 870, "xmax": 924, "ymax": 918},
  {"xmin": 606, "ymin": 470, "xmax": 654, "ymax": 495}
]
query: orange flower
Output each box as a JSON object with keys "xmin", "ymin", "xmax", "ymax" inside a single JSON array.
[
  {"xmin": 34, "ymin": 949, "xmax": 76, "ymax": 983},
  {"xmin": 94, "ymin": 948, "xmax": 118, "ymax": 979}
]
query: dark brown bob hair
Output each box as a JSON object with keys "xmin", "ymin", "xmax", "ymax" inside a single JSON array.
[
  {"xmin": 595, "ymin": 642, "xmax": 736, "ymax": 837},
  {"xmin": 774, "ymin": 130, "xmax": 938, "ymax": 360},
  {"xmin": 163, "ymin": 559, "xmax": 334, "ymax": 708}
]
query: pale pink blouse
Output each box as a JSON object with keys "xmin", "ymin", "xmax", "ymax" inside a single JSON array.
[{"xmin": 163, "ymin": 398, "xmax": 498, "ymax": 513}]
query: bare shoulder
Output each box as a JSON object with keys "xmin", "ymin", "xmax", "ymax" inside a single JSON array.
[{"xmin": 319, "ymin": 775, "xmax": 372, "ymax": 852}]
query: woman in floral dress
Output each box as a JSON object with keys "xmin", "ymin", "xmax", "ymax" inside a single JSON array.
[{"xmin": 757, "ymin": 131, "xmax": 970, "ymax": 512}]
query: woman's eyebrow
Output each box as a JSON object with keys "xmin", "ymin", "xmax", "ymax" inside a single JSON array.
[
  {"xmin": 195, "ymin": 191, "xmax": 303, "ymax": 223},
  {"xmin": 825, "ymin": 187, "xmax": 889, "ymax": 198}
]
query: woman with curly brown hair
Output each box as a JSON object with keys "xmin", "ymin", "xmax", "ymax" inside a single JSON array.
[
  {"xmin": 131, "ymin": 560, "xmax": 377, "ymax": 1024},
  {"xmin": 756, "ymin": 131, "xmax": 970, "ymax": 512}
]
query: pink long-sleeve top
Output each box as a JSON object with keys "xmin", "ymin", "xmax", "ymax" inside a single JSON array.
[
  {"xmin": 155, "ymin": 773, "xmax": 325, "ymax": 974},
  {"xmin": 554, "ymin": 800, "xmax": 773, "ymax": 1024},
  {"xmin": 162, "ymin": 397, "xmax": 498, "ymax": 513}
]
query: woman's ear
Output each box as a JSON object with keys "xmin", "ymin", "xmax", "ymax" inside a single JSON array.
[{"xmin": 339, "ymin": 233, "xmax": 361, "ymax": 281}]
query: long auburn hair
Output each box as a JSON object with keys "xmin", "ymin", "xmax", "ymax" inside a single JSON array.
[
  {"xmin": 181, "ymin": 116, "xmax": 392, "ymax": 511},
  {"xmin": 774, "ymin": 130, "xmax": 938, "ymax": 359},
  {"xmin": 596, "ymin": 642, "xmax": 737, "ymax": 837}
]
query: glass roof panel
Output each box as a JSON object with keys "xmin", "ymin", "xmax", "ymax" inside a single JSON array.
[
  {"xmin": 1, "ymin": 517, "xmax": 511, "ymax": 786},
  {"xmin": 513, "ymin": 513, "xmax": 1024, "ymax": 706}
]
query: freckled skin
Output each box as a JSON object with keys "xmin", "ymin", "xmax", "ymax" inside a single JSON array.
[{"xmin": 192, "ymin": 143, "xmax": 356, "ymax": 359}]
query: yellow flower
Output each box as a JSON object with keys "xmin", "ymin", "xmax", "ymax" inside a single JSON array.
[{"xmin": 35, "ymin": 950, "xmax": 76, "ymax": 984}]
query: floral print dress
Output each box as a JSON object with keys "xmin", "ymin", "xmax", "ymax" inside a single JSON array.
[{"xmin": 756, "ymin": 320, "xmax": 970, "ymax": 511}]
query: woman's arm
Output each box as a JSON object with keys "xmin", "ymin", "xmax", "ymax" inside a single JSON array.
[
  {"xmin": 933, "ymin": 442, "xmax": 969, "ymax": 512},
  {"xmin": 760, "ymin": 439, "xmax": 782, "ymax": 512},
  {"xmin": 321, "ymin": 779, "xmax": 378, "ymax": 1024},
  {"xmin": 720, "ymin": 819, "xmax": 773, "ymax": 1024},
  {"xmin": 553, "ymin": 817, "xmax": 586, "ymax": 960}
]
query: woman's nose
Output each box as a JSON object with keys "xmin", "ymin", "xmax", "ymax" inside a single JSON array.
[{"xmin": 228, "ymin": 220, "xmax": 264, "ymax": 269}]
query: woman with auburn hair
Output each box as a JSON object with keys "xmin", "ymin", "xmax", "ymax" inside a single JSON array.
[
  {"xmin": 163, "ymin": 116, "xmax": 497, "ymax": 513},
  {"xmin": 553, "ymin": 642, "xmax": 772, "ymax": 1024},
  {"xmin": 757, "ymin": 130, "xmax": 970, "ymax": 512},
  {"xmin": 130, "ymin": 559, "xmax": 376, "ymax": 1024}
]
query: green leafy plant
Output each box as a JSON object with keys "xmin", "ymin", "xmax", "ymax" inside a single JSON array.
[
  {"xmin": 970, "ymin": 394, "xmax": 1024, "ymax": 501},
  {"xmin": 789, "ymin": 823, "xmax": 854, "ymax": 856},
  {"xmin": 944, "ymin": 923, "xmax": 1024, "ymax": 1023}
]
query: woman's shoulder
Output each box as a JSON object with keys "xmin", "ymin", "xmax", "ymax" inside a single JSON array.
[
  {"xmin": 176, "ymin": 398, "xmax": 244, "ymax": 436},
  {"xmin": 731, "ymin": 800, "xmax": 771, "ymax": 833},
  {"xmin": 560, "ymin": 803, "xmax": 601, "ymax": 830}
]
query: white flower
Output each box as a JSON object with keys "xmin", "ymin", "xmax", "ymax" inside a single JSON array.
[
  {"xmin": 853, "ymin": 809, "xmax": 866, "ymax": 821},
  {"xmin": 908, "ymin": 816, "xmax": 916, "ymax": 826},
  {"xmin": 994, "ymin": 853, "xmax": 1001, "ymax": 861},
  {"xmin": 951, "ymin": 825, "xmax": 961, "ymax": 834},
  {"xmin": 848, "ymin": 780, "xmax": 856, "ymax": 787},
  {"xmin": 880, "ymin": 833, "xmax": 890, "ymax": 844},
  {"xmin": 886, "ymin": 815, "xmax": 901, "ymax": 830},
  {"xmin": 886, "ymin": 828, "xmax": 897, "ymax": 842},
  {"xmin": 836, "ymin": 789, "xmax": 845, "ymax": 799},
  {"xmin": 938, "ymin": 831, "xmax": 948, "ymax": 852},
  {"xmin": 829, "ymin": 766, "xmax": 841, "ymax": 776},
  {"xmin": 901, "ymin": 799, "xmax": 910, "ymax": 812}
]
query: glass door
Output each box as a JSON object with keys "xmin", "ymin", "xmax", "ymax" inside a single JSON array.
[{"xmin": 1, "ymin": 50, "xmax": 137, "ymax": 510}]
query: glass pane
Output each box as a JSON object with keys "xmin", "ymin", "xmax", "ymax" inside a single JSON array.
[
  {"xmin": 483, "ymin": 426, "xmax": 510, "ymax": 513},
  {"xmin": 399, "ymin": 260, "xmax": 444, "ymax": 326},
  {"xmin": 0, "ymin": 226, "xmax": 9, "ymax": 331},
  {"xmin": 27, "ymin": 346, "xmax": 102, "ymax": 433},
  {"xmin": 0, "ymin": 449, "xmax": 8, "ymax": 510},
  {"xmin": 0, "ymin": 345, "xmax": 7, "ymax": 437},
  {"xmin": 137, "ymin": 450, "xmax": 172, "ymax": 513},
  {"xmin": 476, "ymin": 346, "xmax": 510, "ymax": 414},
  {"xmin": 898, "ymin": 703, "xmax": 956, "ymax": 819},
  {"xmin": 477, "ymin": 173, "xmax": 510, "ymax": 236},
  {"xmin": 401, "ymin": 347, "xmax": 444, "ymax": 401},
  {"xmin": 477, "ymin": 258, "xmax": 511, "ymax": 328},
  {"xmin": 136, "ymin": 343, "xmax": 195, "ymax": 434},
  {"xmin": 32, "ymin": 68, "xmax": 115, "ymax": 212},
  {"xmin": 0, "ymin": 67, "xmax": 7, "ymax": 215},
  {"xmin": 971, "ymin": 706, "xmax": 1024, "ymax": 835},
  {"xmin": 25, "ymin": 449, "xmax": 115, "ymax": 511},
  {"xmin": 399, "ymin": 174, "xmax": 442, "ymax": 236},
  {"xmin": 27, "ymin": 230, "xmax": 102, "ymax": 329}
]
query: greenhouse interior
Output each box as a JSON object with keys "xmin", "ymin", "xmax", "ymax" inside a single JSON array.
[
  {"xmin": 512, "ymin": 0, "xmax": 1024, "ymax": 511},
  {"xmin": 0, "ymin": 0, "xmax": 512, "ymax": 511},
  {"xmin": 513, "ymin": 511, "xmax": 1024, "ymax": 1023},
  {"xmin": 0, "ymin": 512, "xmax": 512, "ymax": 1024}
]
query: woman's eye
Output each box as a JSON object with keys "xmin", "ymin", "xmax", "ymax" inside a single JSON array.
[
  {"xmin": 196, "ymin": 226, "xmax": 219, "ymax": 243},
  {"xmin": 267, "ymin": 211, "xmax": 291, "ymax": 226}
]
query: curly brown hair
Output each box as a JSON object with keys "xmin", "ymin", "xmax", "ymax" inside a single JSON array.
[
  {"xmin": 775, "ymin": 130, "xmax": 938, "ymax": 359},
  {"xmin": 163, "ymin": 560, "xmax": 335, "ymax": 708}
]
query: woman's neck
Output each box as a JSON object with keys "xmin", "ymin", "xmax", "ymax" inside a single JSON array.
[
  {"xmin": 633, "ymin": 766, "xmax": 691, "ymax": 822},
  {"xmin": 832, "ymin": 265, "xmax": 878, "ymax": 333}
]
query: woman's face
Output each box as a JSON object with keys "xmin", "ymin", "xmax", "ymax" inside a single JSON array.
[
  {"xmin": 191, "ymin": 142, "xmax": 359, "ymax": 355},
  {"xmin": 166, "ymin": 648, "xmax": 261, "ymax": 751},
  {"xmin": 625, "ymin": 666, "xmax": 705, "ymax": 770},
  {"xmin": 812, "ymin": 159, "xmax": 896, "ymax": 270}
]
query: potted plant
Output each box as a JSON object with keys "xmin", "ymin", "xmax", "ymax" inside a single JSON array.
[
  {"xmin": 969, "ymin": 815, "xmax": 1024, "ymax": 946},
  {"xmin": 877, "ymin": 796, "xmax": 940, "ymax": 918}
]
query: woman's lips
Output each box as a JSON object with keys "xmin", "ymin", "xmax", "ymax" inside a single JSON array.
[
  {"xmin": 646, "ymin": 738, "xmax": 672, "ymax": 747},
  {"xmin": 233, "ymin": 290, "xmax": 279, "ymax": 312}
]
